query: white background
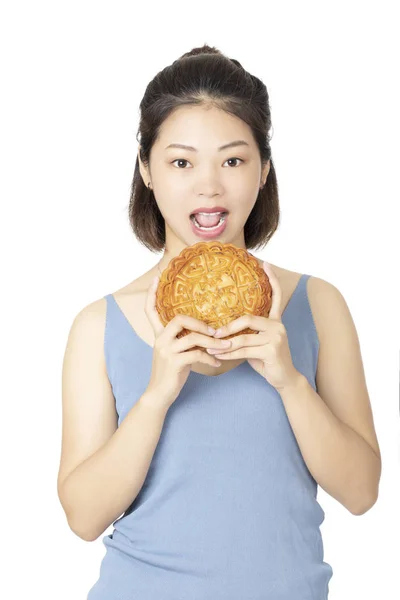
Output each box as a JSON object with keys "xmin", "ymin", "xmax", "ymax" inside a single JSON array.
[{"xmin": 1, "ymin": 1, "xmax": 399, "ymax": 599}]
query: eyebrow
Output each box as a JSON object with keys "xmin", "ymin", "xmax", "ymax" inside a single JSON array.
[{"xmin": 165, "ymin": 140, "xmax": 250, "ymax": 152}]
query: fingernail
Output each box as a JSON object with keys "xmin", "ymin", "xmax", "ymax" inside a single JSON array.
[
  {"xmin": 208, "ymin": 326, "xmax": 216, "ymax": 334},
  {"xmin": 214, "ymin": 328, "xmax": 223, "ymax": 337}
]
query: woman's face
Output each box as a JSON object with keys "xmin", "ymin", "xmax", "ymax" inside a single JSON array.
[{"xmin": 138, "ymin": 104, "xmax": 270, "ymax": 254}]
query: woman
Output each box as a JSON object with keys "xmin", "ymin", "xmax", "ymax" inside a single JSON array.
[{"xmin": 58, "ymin": 45, "xmax": 381, "ymax": 599}]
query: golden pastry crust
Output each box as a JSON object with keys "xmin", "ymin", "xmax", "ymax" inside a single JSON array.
[{"xmin": 155, "ymin": 241, "xmax": 272, "ymax": 350}]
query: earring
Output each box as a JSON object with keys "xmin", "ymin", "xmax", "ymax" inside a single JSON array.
[{"xmin": 148, "ymin": 182, "xmax": 152, "ymax": 190}]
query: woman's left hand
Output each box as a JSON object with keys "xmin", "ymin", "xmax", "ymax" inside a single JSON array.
[{"xmin": 208, "ymin": 262, "xmax": 302, "ymax": 392}]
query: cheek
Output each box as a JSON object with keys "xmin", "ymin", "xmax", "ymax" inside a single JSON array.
[{"xmin": 155, "ymin": 197, "xmax": 188, "ymax": 225}]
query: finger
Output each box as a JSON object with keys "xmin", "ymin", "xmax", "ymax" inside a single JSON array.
[
  {"xmin": 206, "ymin": 332, "xmax": 266, "ymax": 354},
  {"xmin": 145, "ymin": 275, "xmax": 165, "ymax": 337},
  {"xmin": 214, "ymin": 315, "xmax": 269, "ymax": 337},
  {"xmin": 213, "ymin": 346, "xmax": 265, "ymax": 360},
  {"xmin": 178, "ymin": 349, "xmax": 222, "ymax": 368},
  {"xmin": 174, "ymin": 331, "xmax": 232, "ymax": 353},
  {"xmin": 167, "ymin": 314, "xmax": 216, "ymax": 340},
  {"xmin": 263, "ymin": 262, "xmax": 282, "ymax": 321}
]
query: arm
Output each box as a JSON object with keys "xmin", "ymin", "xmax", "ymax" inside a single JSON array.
[
  {"xmin": 279, "ymin": 277, "xmax": 381, "ymax": 515},
  {"xmin": 279, "ymin": 374, "xmax": 380, "ymax": 515},
  {"xmin": 57, "ymin": 299, "xmax": 169, "ymax": 542},
  {"xmin": 59, "ymin": 392, "xmax": 168, "ymax": 541}
]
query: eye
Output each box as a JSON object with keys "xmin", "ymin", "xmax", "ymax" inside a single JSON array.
[
  {"xmin": 224, "ymin": 157, "xmax": 244, "ymax": 167},
  {"xmin": 171, "ymin": 159, "xmax": 191, "ymax": 168},
  {"xmin": 170, "ymin": 157, "xmax": 245, "ymax": 169}
]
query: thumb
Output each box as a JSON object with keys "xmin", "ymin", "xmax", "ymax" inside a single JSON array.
[
  {"xmin": 145, "ymin": 275, "xmax": 165, "ymax": 338},
  {"xmin": 263, "ymin": 261, "xmax": 282, "ymax": 321}
]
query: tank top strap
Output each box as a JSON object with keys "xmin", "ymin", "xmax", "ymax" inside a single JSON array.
[
  {"xmin": 102, "ymin": 293, "xmax": 143, "ymax": 398},
  {"xmin": 282, "ymin": 274, "xmax": 319, "ymax": 388}
]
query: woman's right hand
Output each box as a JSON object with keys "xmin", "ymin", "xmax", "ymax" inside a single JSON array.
[{"xmin": 144, "ymin": 275, "xmax": 231, "ymax": 410}]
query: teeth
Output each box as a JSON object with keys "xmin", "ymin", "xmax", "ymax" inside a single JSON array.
[
  {"xmin": 191, "ymin": 214, "xmax": 227, "ymax": 230},
  {"xmin": 195, "ymin": 211, "xmax": 225, "ymax": 216}
]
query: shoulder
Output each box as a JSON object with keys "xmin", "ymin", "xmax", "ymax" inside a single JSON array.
[
  {"xmin": 62, "ymin": 298, "xmax": 111, "ymax": 402},
  {"xmin": 66, "ymin": 297, "xmax": 108, "ymax": 349},
  {"xmin": 68, "ymin": 273, "xmax": 151, "ymax": 337},
  {"xmin": 306, "ymin": 275, "xmax": 350, "ymax": 344},
  {"xmin": 265, "ymin": 264, "xmax": 356, "ymax": 351},
  {"xmin": 73, "ymin": 296, "xmax": 108, "ymax": 325}
]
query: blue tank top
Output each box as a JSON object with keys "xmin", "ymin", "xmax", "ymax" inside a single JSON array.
[{"xmin": 87, "ymin": 273, "xmax": 333, "ymax": 599}]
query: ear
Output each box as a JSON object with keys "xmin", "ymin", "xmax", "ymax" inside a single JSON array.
[
  {"xmin": 261, "ymin": 159, "xmax": 271, "ymax": 186},
  {"xmin": 137, "ymin": 145, "xmax": 149, "ymax": 184}
]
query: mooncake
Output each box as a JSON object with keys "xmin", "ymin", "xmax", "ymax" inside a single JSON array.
[{"xmin": 155, "ymin": 241, "xmax": 272, "ymax": 350}]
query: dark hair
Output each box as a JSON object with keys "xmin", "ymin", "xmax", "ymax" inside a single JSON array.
[{"xmin": 128, "ymin": 44, "xmax": 280, "ymax": 253}]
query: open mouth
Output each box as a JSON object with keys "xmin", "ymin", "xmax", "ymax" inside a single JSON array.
[{"xmin": 190, "ymin": 212, "xmax": 228, "ymax": 231}]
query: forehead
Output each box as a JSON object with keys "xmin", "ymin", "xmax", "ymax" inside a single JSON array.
[{"xmin": 156, "ymin": 105, "xmax": 255, "ymax": 150}]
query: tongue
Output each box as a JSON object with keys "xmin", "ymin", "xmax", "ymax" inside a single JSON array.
[{"xmin": 194, "ymin": 213, "xmax": 222, "ymax": 227}]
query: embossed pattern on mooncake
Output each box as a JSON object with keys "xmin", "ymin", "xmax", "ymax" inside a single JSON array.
[{"xmin": 155, "ymin": 241, "xmax": 272, "ymax": 350}]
